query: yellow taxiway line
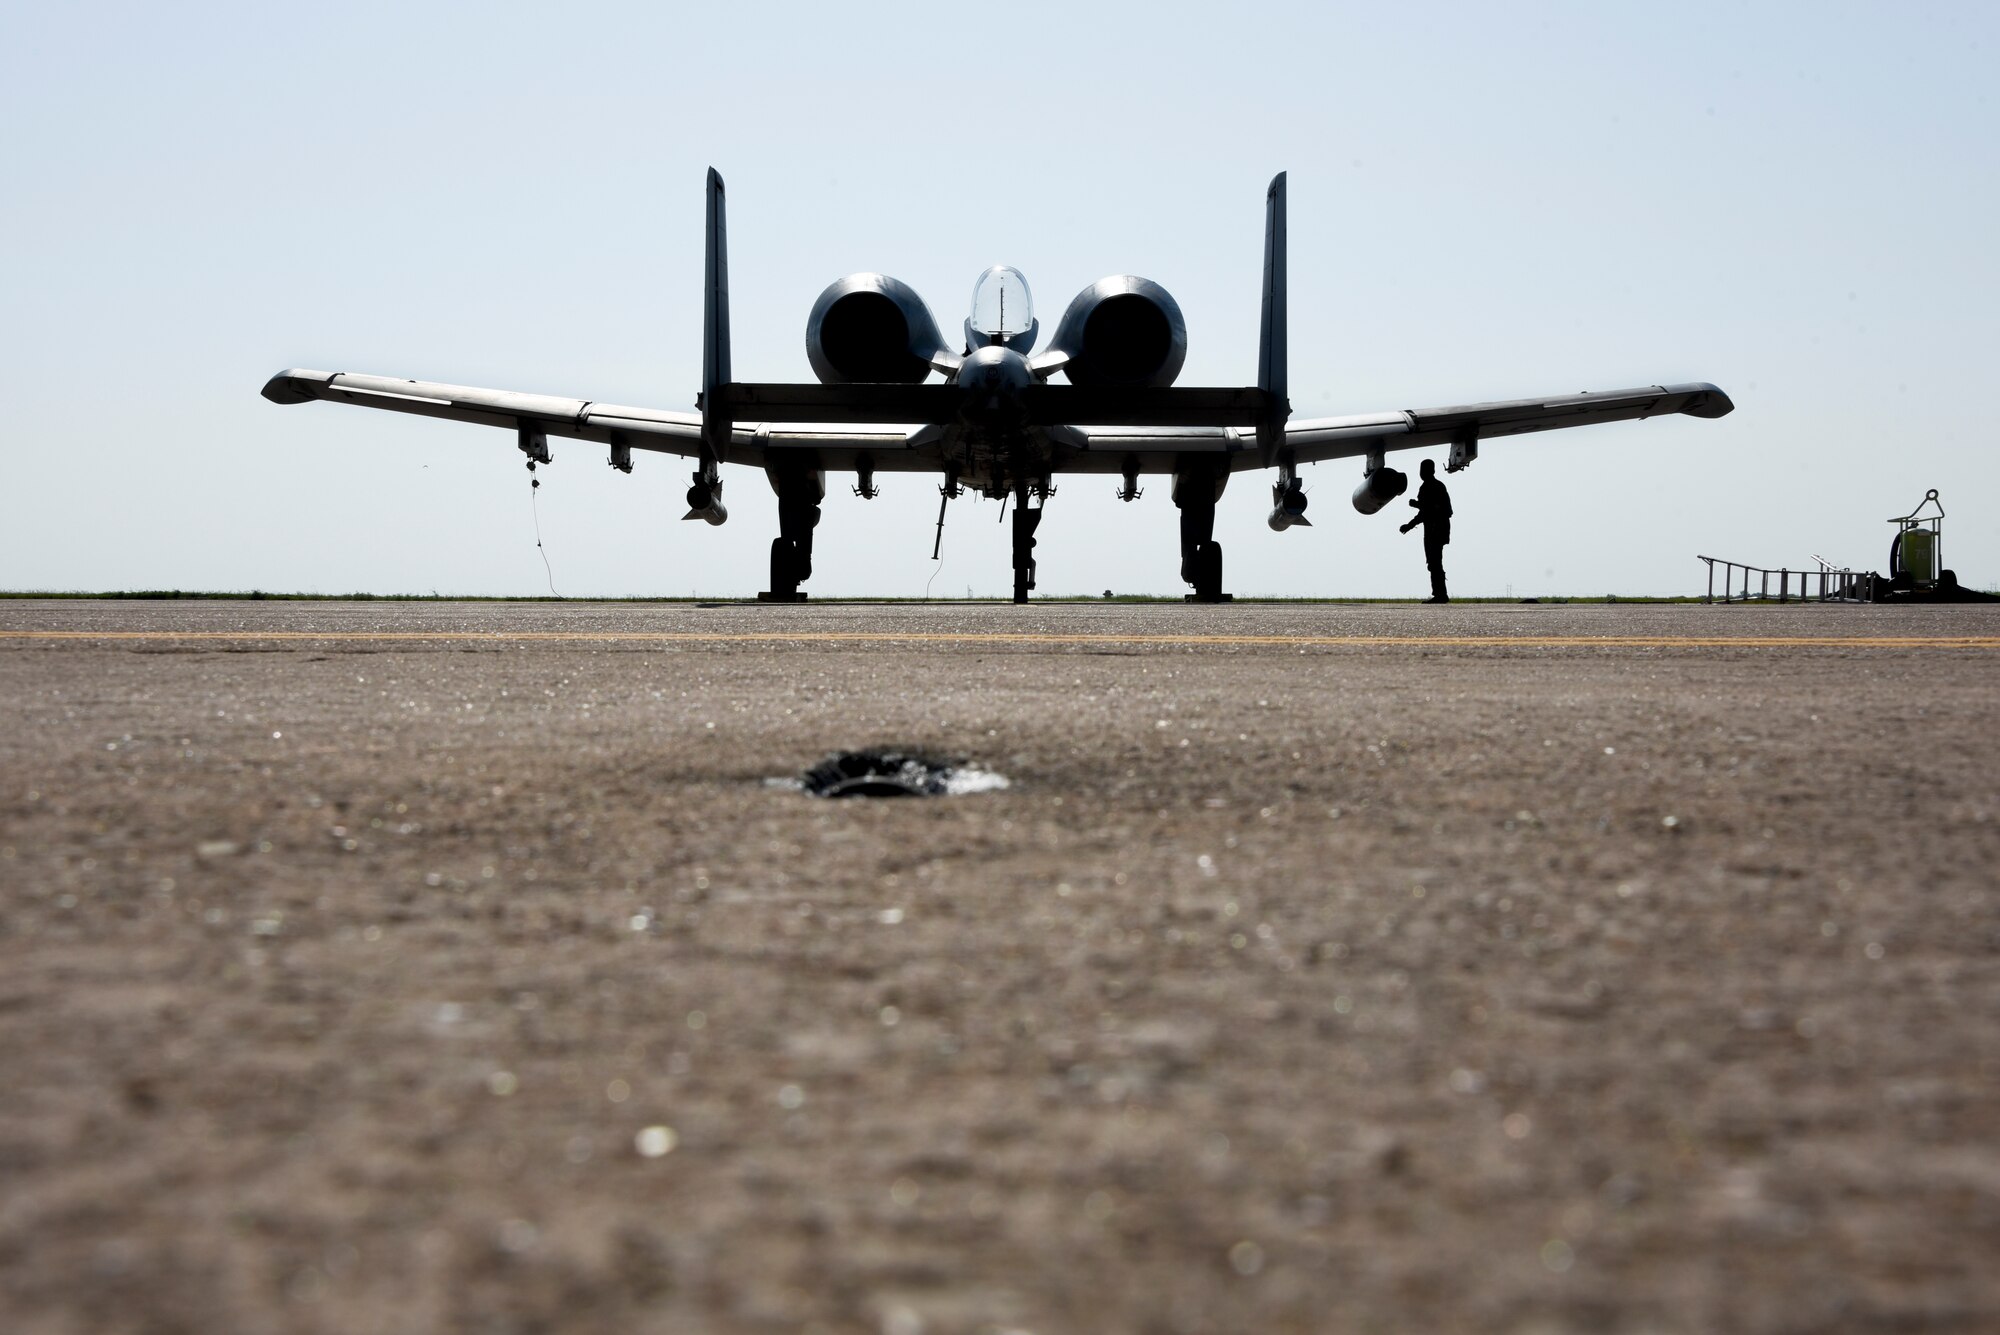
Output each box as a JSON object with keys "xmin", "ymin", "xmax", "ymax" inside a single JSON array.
[{"xmin": 1, "ymin": 630, "xmax": 1996, "ymax": 649}]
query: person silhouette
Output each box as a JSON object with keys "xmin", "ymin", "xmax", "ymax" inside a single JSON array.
[{"xmin": 1398, "ymin": 458, "xmax": 1452, "ymax": 603}]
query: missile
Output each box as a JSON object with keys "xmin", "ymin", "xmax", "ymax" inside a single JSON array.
[
  {"xmin": 1268, "ymin": 480, "xmax": 1311, "ymax": 531},
  {"xmin": 684, "ymin": 483, "xmax": 729, "ymax": 526}
]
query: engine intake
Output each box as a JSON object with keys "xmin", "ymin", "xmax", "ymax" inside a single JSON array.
[
  {"xmin": 806, "ymin": 274, "xmax": 946, "ymax": 385},
  {"xmin": 1048, "ymin": 276, "xmax": 1187, "ymax": 388}
]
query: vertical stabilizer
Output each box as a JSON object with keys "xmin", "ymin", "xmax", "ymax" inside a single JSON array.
[
  {"xmin": 1256, "ymin": 171, "xmax": 1289, "ymax": 465},
  {"xmin": 701, "ymin": 167, "xmax": 732, "ymax": 462}
]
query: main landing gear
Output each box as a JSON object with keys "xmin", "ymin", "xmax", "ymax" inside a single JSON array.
[
  {"xmin": 760, "ymin": 466, "xmax": 823, "ymax": 602},
  {"xmin": 1174, "ymin": 467, "xmax": 1230, "ymax": 603}
]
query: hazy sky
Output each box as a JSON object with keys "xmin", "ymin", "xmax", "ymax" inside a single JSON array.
[{"xmin": 4, "ymin": 1, "xmax": 1994, "ymax": 598}]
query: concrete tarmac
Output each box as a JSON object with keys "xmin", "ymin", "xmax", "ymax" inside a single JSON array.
[{"xmin": 3, "ymin": 599, "xmax": 1998, "ymax": 1333}]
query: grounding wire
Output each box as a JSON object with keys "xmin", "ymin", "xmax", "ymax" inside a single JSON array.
[{"xmin": 528, "ymin": 475, "xmax": 560, "ymax": 598}]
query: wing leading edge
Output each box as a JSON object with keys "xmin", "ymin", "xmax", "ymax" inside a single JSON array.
[
  {"xmin": 1057, "ymin": 381, "xmax": 1733, "ymax": 474},
  {"xmin": 259, "ymin": 369, "xmax": 938, "ymax": 471}
]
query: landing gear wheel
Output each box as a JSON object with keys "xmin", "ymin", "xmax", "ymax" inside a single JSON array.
[
  {"xmin": 1186, "ymin": 541, "xmax": 1229, "ymax": 603},
  {"xmin": 759, "ymin": 537, "xmax": 807, "ymax": 602}
]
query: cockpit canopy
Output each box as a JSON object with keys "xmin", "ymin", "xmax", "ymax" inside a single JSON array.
[{"xmin": 965, "ymin": 265, "xmax": 1038, "ymax": 352}]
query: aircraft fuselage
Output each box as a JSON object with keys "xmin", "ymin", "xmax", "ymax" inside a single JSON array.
[{"xmin": 943, "ymin": 344, "xmax": 1048, "ymax": 497}]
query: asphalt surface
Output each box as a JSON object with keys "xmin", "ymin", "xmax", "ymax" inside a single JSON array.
[{"xmin": 3, "ymin": 599, "xmax": 1998, "ymax": 1334}]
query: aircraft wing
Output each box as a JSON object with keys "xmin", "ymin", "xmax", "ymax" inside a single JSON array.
[
  {"xmin": 1276, "ymin": 381, "xmax": 1733, "ymax": 467},
  {"xmin": 1053, "ymin": 382, "xmax": 1732, "ymax": 473},
  {"xmin": 259, "ymin": 369, "xmax": 941, "ymax": 470}
]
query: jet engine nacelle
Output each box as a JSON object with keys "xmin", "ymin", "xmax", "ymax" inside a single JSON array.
[
  {"xmin": 1351, "ymin": 466, "xmax": 1408, "ymax": 515},
  {"xmin": 1048, "ymin": 276, "xmax": 1188, "ymax": 388},
  {"xmin": 805, "ymin": 274, "xmax": 947, "ymax": 384}
]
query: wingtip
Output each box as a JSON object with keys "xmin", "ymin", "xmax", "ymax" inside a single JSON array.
[
  {"xmin": 261, "ymin": 368, "xmax": 327, "ymax": 405},
  {"xmin": 707, "ymin": 166, "xmax": 724, "ymax": 192},
  {"xmin": 1681, "ymin": 382, "xmax": 1735, "ymax": 418},
  {"xmin": 1268, "ymin": 170, "xmax": 1286, "ymax": 195}
]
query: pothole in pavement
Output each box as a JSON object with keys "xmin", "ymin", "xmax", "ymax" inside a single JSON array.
[{"xmin": 774, "ymin": 749, "xmax": 1011, "ymax": 798}]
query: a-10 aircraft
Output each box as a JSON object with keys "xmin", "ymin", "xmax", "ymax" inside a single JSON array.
[{"xmin": 263, "ymin": 169, "xmax": 1732, "ymax": 602}]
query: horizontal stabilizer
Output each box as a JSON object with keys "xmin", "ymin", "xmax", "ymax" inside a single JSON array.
[
  {"xmin": 723, "ymin": 382, "xmax": 1275, "ymax": 428},
  {"xmin": 1034, "ymin": 386, "xmax": 1272, "ymax": 428}
]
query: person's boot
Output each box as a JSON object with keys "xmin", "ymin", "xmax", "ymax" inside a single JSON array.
[{"xmin": 1426, "ymin": 570, "xmax": 1449, "ymax": 604}]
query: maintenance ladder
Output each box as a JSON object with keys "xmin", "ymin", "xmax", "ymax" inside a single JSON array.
[{"xmin": 1698, "ymin": 556, "xmax": 1869, "ymax": 604}]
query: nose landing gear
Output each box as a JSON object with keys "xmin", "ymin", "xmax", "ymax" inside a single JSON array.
[{"xmin": 1010, "ymin": 480, "xmax": 1046, "ymax": 604}]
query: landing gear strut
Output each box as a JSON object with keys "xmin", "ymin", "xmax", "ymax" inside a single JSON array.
[
  {"xmin": 1011, "ymin": 483, "xmax": 1042, "ymax": 605},
  {"xmin": 760, "ymin": 467, "xmax": 823, "ymax": 602},
  {"xmin": 1174, "ymin": 468, "xmax": 1230, "ymax": 603}
]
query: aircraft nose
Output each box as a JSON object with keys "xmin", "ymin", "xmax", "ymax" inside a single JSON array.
[
  {"xmin": 962, "ymin": 345, "xmax": 1032, "ymax": 389},
  {"xmin": 959, "ymin": 346, "xmax": 1034, "ymax": 425}
]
